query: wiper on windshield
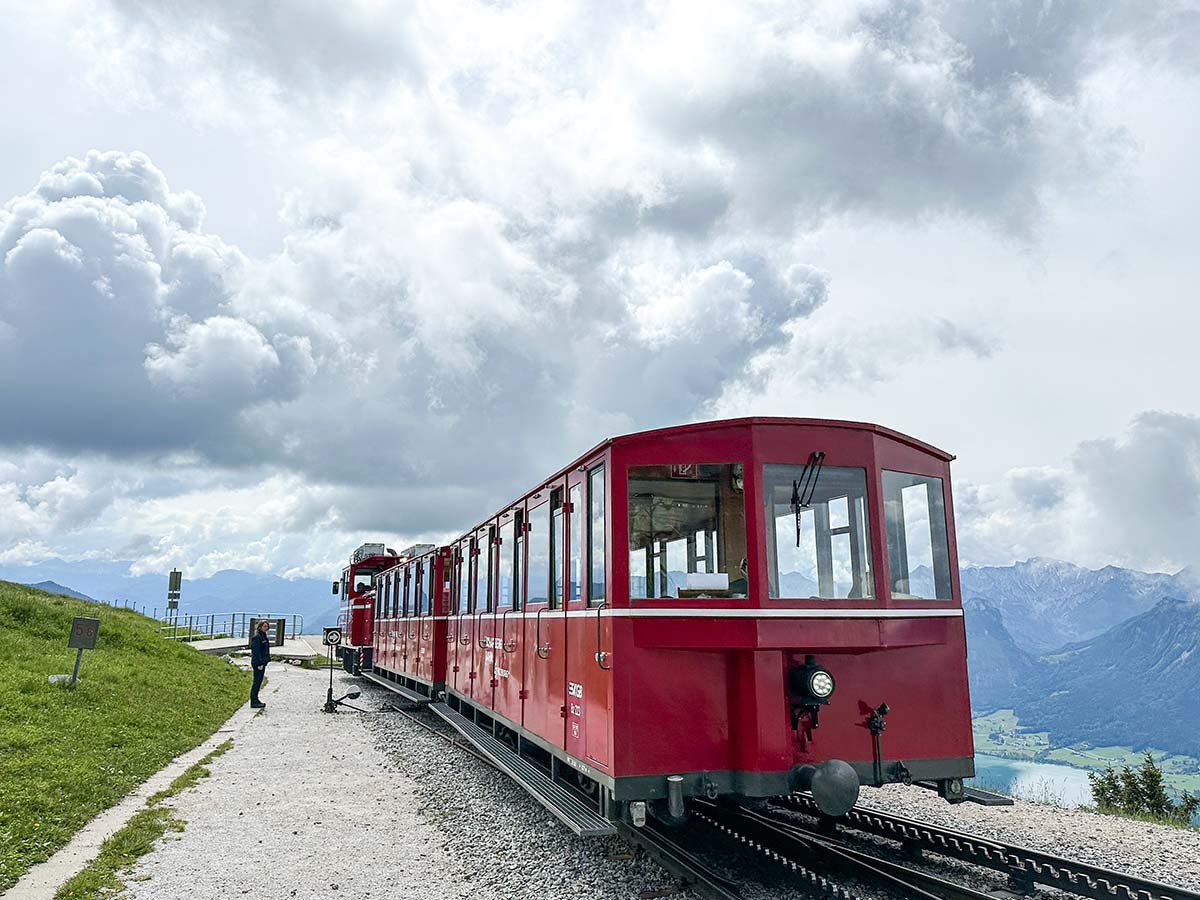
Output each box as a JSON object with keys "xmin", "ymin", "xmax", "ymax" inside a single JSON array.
[{"xmin": 791, "ymin": 450, "xmax": 826, "ymax": 547}]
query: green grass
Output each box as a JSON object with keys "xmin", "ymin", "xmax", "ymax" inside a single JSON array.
[
  {"xmin": 0, "ymin": 582, "xmax": 251, "ymax": 892},
  {"xmin": 54, "ymin": 741, "xmax": 235, "ymax": 899}
]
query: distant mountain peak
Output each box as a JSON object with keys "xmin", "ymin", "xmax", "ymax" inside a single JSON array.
[{"xmin": 28, "ymin": 581, "xmax": 95, "ymax": 602}]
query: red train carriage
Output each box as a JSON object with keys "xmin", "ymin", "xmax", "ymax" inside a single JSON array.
[
  {"xmin": 363, "ymin": 544, "xmax": 449, "ymax": 700},
  {"xmin": 356, "ymin": 418, "xmax": 975, "ymax": 830},
  {"xmin": 333, "ymin": 543, "xmax": 398, "ymax": 673}
]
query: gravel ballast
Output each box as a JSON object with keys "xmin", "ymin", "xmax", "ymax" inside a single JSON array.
[{"xmin": 857, "ymin": 783, "xmax": 1200, "ymax": 892}]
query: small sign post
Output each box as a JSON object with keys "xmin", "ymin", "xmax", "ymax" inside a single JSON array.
[
  {"xmin": 50, "ymin": 616, "xmax": 100, "ymax": 686},
  {"xmin": 322, "ymin": 627, "xmax": 342, "ymax": 713},
  {"xmin": 167, "ymin": 568, "xmax": 181, "ymax": 613}
]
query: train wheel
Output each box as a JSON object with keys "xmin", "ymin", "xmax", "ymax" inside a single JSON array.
[{"xmin": 574, "ymin": 770, "xmax": 598, "ymax": 797}]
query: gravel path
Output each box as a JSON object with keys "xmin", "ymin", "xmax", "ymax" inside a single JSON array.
[
  {"xmin": 858, "ymin": 783, "xmax": 1200, "ymax": 892},
  {"xmin": 124, "ymin": 664, "xmax": 472, "ymax": 900}
]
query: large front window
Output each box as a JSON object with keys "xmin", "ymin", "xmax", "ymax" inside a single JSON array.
[
  {"xmin": 764, "ymin": 464, "xmax": 873, "ymax": 599},
  {"xmin": 882, "ymin": 470, "xmax": 952, "ymax": 599},
  {"xmin": 628, "ymin": 464, "xmax": 748, "ymax": 598}
]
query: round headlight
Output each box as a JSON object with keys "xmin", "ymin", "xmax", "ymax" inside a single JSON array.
[{"xmin": 808, "ymin": 669, "xmax": 835, "ymax": 699}]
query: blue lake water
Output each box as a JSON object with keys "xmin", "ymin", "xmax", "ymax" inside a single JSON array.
[
  {"xmin": 971, "ymin": 753, "xmax": 1096, "ymax": 806},
  {"xmin": 971, "ymin": 753, "xmax": 1200, "ymax": 824}
]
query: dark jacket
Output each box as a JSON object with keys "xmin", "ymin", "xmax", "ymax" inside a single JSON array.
[{"xmin": 251, "ymin": 631, "xmax": 271, "ymax": 668}]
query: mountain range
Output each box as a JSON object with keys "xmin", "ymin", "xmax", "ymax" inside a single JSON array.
[
  {"xmin": 0, "ymin": 559, "xmax": 340, "ymax": 628},
  {"xmin": 960, "ymin": 557, "xmax": 1200, "ymax": 759}
]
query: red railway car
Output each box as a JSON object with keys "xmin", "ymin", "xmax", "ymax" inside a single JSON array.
[
  {"xmin": 358, "ymin": 418, "xmax": 975, "ymax": 828},
  {"xmin": 333, "ymin": 543, "xmax": 398, "ymax": 673}
]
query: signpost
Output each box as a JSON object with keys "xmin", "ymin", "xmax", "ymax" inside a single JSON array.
[
  {"xmin": 322, "ymin": 627, "xmax": 342, "ymax": 712},
  {"xmin": 50, "ymin": 616, "xmax": 100, "ymax": 685},
  {"xmin": 167, "ymin": 568, "xmax": 181, "ymax": 613}
]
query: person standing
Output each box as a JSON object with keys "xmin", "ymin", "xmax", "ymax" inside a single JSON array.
[{"xmin": 250, "ymin": 619, "xmax": 271, "ymax": 709}]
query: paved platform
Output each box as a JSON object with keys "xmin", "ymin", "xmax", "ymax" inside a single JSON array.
[{"xmin": 187, "ymin": 636, "xmax": 318, "ymax": 657}]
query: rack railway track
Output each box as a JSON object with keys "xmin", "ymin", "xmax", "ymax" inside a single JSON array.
[{"xmin": 777, "ymin": 795, "xmax": 1200, "ymax": 900}]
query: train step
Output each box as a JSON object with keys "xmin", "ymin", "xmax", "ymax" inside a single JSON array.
[
  {"xmin": 429, "ymin": 702, "xmax": 616, "ymax": 837},
  {"xmin": 913, "ymin": 780, "xmax": 1015, "ymax": 806},
  {"xmin": 362, "ymin": 670, "xmax": 431, "ymax": 707}
]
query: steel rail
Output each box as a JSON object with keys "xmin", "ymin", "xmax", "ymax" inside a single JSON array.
[
  {"xmin": 693, "ymin": 800, "xmax": 995, "ymax": 900},
  {"xmin": 615, "ymin": 821, "xmax": 743, "ymax": 900},
  {"xmin": 778, "ymin": 795, "xmax": 1200, "ymax": 900}
]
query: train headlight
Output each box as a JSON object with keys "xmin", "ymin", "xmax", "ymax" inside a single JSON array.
[{"xmin": 808, "ymin": 669, "xmax": 835, "ymax": 699}]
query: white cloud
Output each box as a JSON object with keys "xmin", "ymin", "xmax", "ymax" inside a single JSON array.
[
  {"xmin": 1, "ymin": 2, "xmax": 1199, "ymax": 576},
  {"xmin": 958, "ymin": 413, "xmax": 1200, "ymax": 573}
]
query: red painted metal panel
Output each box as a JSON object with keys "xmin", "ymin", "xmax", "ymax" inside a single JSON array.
[{"xmin": 522, "ymin": 610, "xmax": 566, "ymax": 748}]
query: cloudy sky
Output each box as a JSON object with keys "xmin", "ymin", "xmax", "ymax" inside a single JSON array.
[{"xmin": 1, "ymin": 0, "xmax": 1198, "ymax": 580}]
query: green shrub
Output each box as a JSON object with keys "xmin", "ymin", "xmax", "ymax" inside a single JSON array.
[{"xmin": 1089, "ymin": 751, "xmax": 1200, "ymax": 826}]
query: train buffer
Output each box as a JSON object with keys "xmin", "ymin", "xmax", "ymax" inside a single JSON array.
[{"xmin": 429, "ymin": 701, "xmax": 616, "ymax": 837}]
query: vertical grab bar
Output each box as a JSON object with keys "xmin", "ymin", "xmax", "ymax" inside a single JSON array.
[
  {"xmin": 500, "ymin": 608, "xmax": 515, "ymax": 653},
  {"xmin": 535, "ymin": 607, "xmax": 551, "ymax": 659},
  {"xmin": 594, "ymin": 601, "xmax": 611, "ymax": 670},
  {"xmin": 458, "ymin": 611, "xmax": 470, "ymax": 645},
  {"xmin": 476, "ymin": 610, "xmax": 487, "ymax": 649}
]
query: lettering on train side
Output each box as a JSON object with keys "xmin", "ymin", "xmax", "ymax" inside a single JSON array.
[{"xmin": 567, "ymin": 681, "xmax": 584, "ymax": 699}]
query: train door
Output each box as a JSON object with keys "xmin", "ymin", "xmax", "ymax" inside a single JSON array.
[
  {"xmin": 451, "ymin": 539, "xmax": 472, "ymax": 695},
  {"xmin": 522, "ymin": 490, "xmax": 567, "ymax": 748},
  {"xmin": 565, "ymin": 463, "xmax": 610, "ymax": 768},
  {"xmin": 379, "ymin": 571, "xmax": 390, "ymax": 672},
  {"xmin": 468, "ymin": 525, "xmax": 495, "ymax": 704},
  {"xmin": 492, "ymin": 510, "xmax": 525, "ymax": 725},
  {"xmin": 412, "ymin": 559, "xmax": 428, "ymax": 680},
  {"xmin": 388, "ymin": 569, "xmax": 399, "ymax": 673},
  {"xmin": 398, "ymin": 564, "xmax": 412, "ymax": 676}
]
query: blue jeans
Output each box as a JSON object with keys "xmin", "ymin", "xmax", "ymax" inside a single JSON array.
[{"xmin": 251, "ymin": 665, "xmax": 266, "ymax": 704}]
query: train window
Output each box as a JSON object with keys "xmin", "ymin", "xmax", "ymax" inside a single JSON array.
[
  {"xmin": 352, "ymin": 568, "xmax": 373, "ymax": 593},
  {"xmin": 627, "ymin": 464, "xmax": 749, "ymax": 599},
  {"xmin": 475, "ymin": 530, "xmax": 491, "ymax": 612},
  {"xmin": 422, "ymin": 558, "xmax": 434, "ymax": 614},
  {"xmin": 402, "ymin": 566, "xmax": 411, "ymax": 617},
  {"xmin": 551, "ymin": 490, "xmax": 565, "ymax": 607},
  {"xmin": 415, "ymin": 561, "xmax": 427, "ymax": 615},
  {"xmin": 514, "ymin": 511, "xmax": 524, "ymax": 610},
  {"xmin": 460, "ymin": 542, "xmax": 472, "ymax": 613},
  {"xmin": 589, "ymin": 466, "xmax": 606, "ymax": 606},
  {"xmin": 497, "ymin": 520, "xmax": 516, "ymax": 609},
  {"xmin": 527, "ymin": 500, "xmax": 551, "ymax": 607},
  {"xmin": 568, "ymin": 485, "xmax": 582, "ymax": 603},
  {"xmin": 882, "ymin": 471, "xmax": 952, "ymax": 600},
  {"xmin": 763, "ymin": 464, "xmax": 873, "ymax": 600}
]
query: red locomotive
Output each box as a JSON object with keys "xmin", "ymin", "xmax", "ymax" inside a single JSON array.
[
  {"xmin": 333, "ymin": 543, "xmax": 399, "ymax": 673},
  {"xmin": 344, "ymin": 418, "xmax": 975, "ymax": 832}
]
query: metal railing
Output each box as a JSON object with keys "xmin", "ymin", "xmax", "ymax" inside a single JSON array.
[{"xmin": 159, "ymin": 612, "xmax": 305, "ymax": 643}]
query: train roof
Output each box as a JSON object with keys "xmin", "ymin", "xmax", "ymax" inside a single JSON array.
[
  {"xmin": 453, "ymin": 417, "xmax": 954, "ymax": 537},
  {"xmin": 567, "ymin": 417, "xmax": 953, "ymax": 473}
]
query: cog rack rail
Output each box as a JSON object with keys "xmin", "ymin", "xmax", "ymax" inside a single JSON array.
[{"xmin": 778, "ymin": 795, "xmax": 1200, "ymax": 900}]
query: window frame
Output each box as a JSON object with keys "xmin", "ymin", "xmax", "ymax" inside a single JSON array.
[
  {"xmin": 588, "ymin": 464, "xmax": 606, "ymax": 607},
  {"xmin": 881, "ymin": 468, "xmax": 954, "ymax": 602},
  {"xmin": 762, "ymin": 462, "xmax": 876, "ymax": 602}
]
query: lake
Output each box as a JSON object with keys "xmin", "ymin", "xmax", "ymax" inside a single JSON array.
[
  {"xmin": 971, "ymin": 753, "xmax": 1200, "ymax": 824},
  {"xmin": 970, "ymin": 753, "xmax": 1097, "ymax": 806}
]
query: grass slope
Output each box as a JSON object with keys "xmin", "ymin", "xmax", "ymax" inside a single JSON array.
[{"xmin": 0, "ymin": 581, "xmax": 250, "ymax": 892}]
